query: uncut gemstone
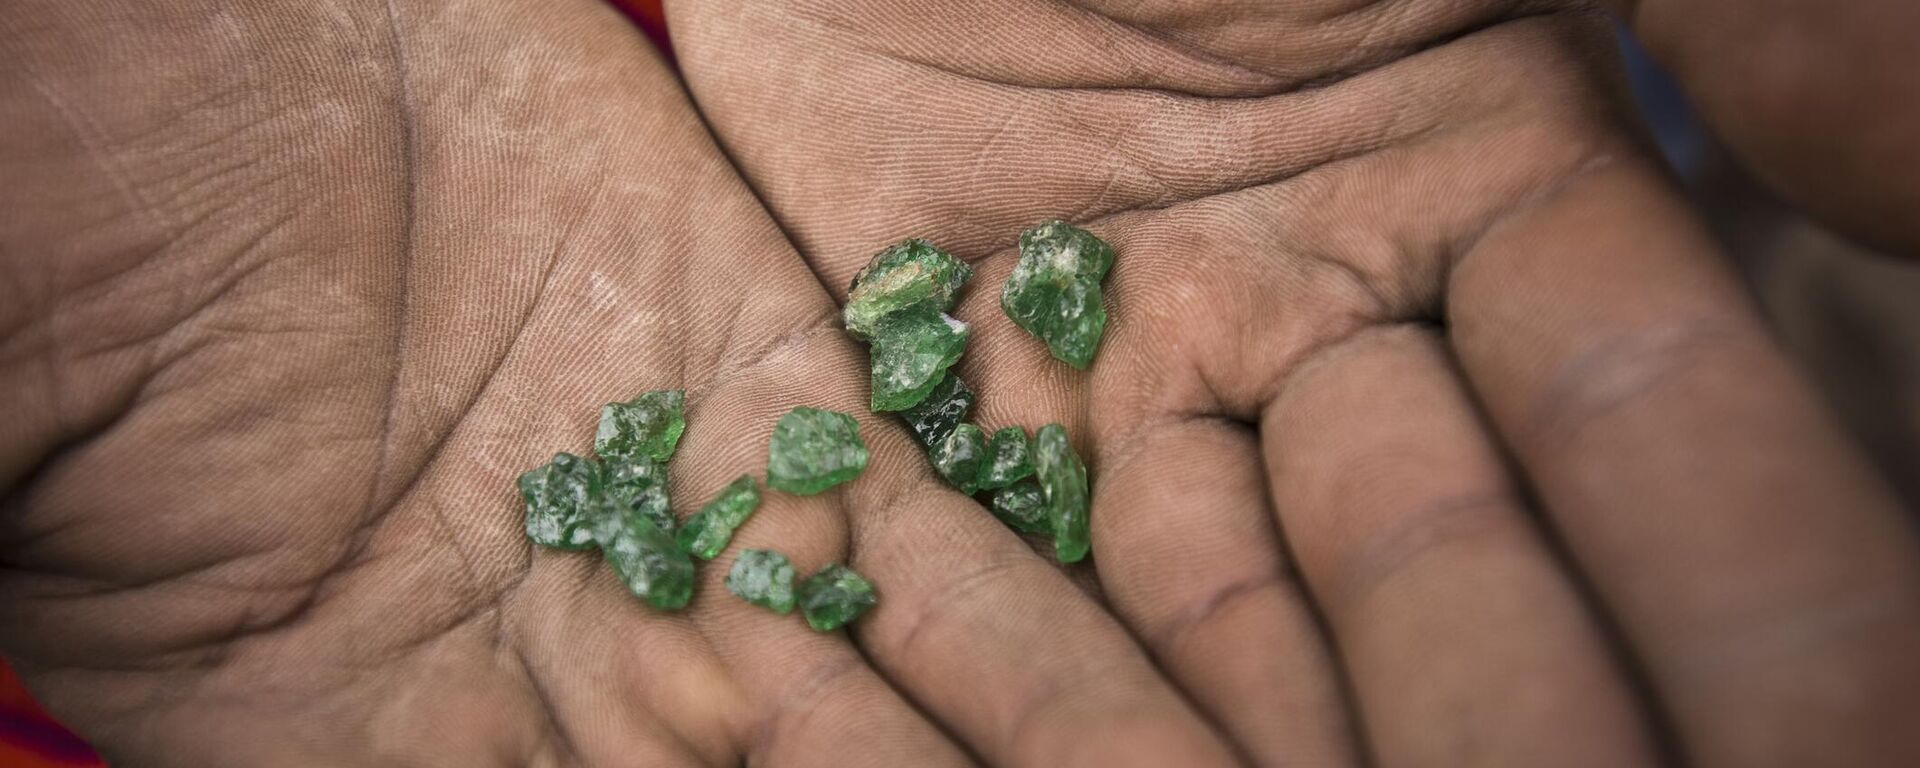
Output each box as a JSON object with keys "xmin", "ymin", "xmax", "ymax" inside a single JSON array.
[
  {"xmin": 1034, "ymin": 423, "xmax": 1091, "ymax": 563},
  {"xmin": 676, "ymin": 474, "xmax": 761, "ymax": 560},
  {"xmin": 600, "ymin": 493, "xmax": 696, "ymax": 610},
  {"xmin": 605, "ymin": 456, "xmax": 673, "ymax": 535},
  {"xmin": 725, "ymin": 548, "xmax": 797, "ymax": 614},
  {"xmin": 979, "ymin": 426, "xmax": 1034, "ymax": 490},
  {"xmin": 596, "ymin": 390, "xmax": 686, "ymax": 463},
  {"xmin": 518, "ymin": 452, "xmax": 604, "ymax": 550},
  {"xmin": 797, "ymin": 563, "xmax": 878, "ymax": 632},
  {"xmin": 1001, "ymin": 220, "xmax": 1115, "ymax": 369},
  {"xmin": 931, "ymin": 423, "xmax": 988, "ymax": 494},
  {"xmin": 868, "ymin": 306, "xmax": 970, "ymax": 411},
  {"xmin": 767, "ymin": 407, "xmax": 870, "ymax": 495},
  {"xmin": 897, "ymin": 373, "xmax": 974, "ymax": 449},
  {"xmin": 991, "ymin": 480, "xmax": 1049, "ymax": 534},
  {"xmin": 843, "ymin": 239, "xmax": 973, "ymax": 339}
]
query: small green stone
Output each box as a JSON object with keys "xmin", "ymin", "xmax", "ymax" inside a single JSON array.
[
  {"xmin": 595, "ymin": 390, "xmax": 686, "ymax": 463},
  {"xmin": 797, "ymin": 563, "xmax": 877, "ymax": 632},
  {"xmin": 767, "ymin": 407, "xmax": 870, "ymax": 495},
  {"xmin": 1033, "ymin": 424, "xmax": 1091, "ymax": 563},
  {"xmin": 843, "ymin": 239, "xmax": 973, "ymax": 339},
  {"xmin": 600, "ymin": 493, "xmax": 696, "ymax": 610},
  {"xmin": 979, "ymin": 426, "xmax": 1034, "ymax": 490},
  {"xmin": 725, "ymin": 548, "xmax": 797, "ymax": 614},
  {"xmin": 604, "ymin": 456, "xmax": 674, "ymax": 535},
  {"xmin": 676, "ymin": 474, "xmax": 761, "ymax": 560},
  {"xmin": 518, "ymin": 452, "xmax": 604, "ymax": 550},
  {"xmin": 897, "ymin": 373, "xmax": 975, "ymax": 449},
  {"xmin": 1001, "ymin": 221, "xmax": 1115, "ymax": 369},
  {"xmin": 868, "ymin": 305, "xmax": 969, "ymax": 411},
  {"xmin": 930, "ymin": 423, "xmax": 988, "ymax": 494},
  {"xmin": 991, "ymin": 480, "xmax": 1049, "ymax": 534}
]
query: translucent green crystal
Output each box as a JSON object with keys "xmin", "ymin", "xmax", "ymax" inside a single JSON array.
[
  {"xmin": 767, "ymin": 407, "xmax": 870, "ymax": 495},
  {"xmin": 868, "ymin": 305, "xmax": 969, "ymax": 411},
  {"xmin": 979, "ymin": 426, "xmax": 1034, "ymax": 490},
  {"xmin": 1001, "ymin": 221, "xmax": 1115, "ymax": 369},
  {"xmin": 676, "ymin": 474, "xmax": 761, "ymax": 560},
  {"xmin": 930, "ymin": 423, "xmax": 987, "ymax": 494},
  {"xmin": 897, "ymin": 373, "xmax": 974, "ymax": 449},
  {"xmin": 797, "ymin": 563, "xmax": 878, "ymax": 632},
  {"xmin": 595, "ymin": 390, "xmax": 686, "ymax": 463},
  {"xmin": 1033, "ymin": 424, "xmax": 1091, "ymax": 563},
  {"xmin": 600, "ymin": 493, "xmax": 696, "ymax": 610},
  {"xmin": 725, "ymin": 548, "xmax": 796, "ymax": 614},
  {"xmin": 518, "ymin": 452, "xmax": 604, "ymax": 550},
  {"xmin": 843, "ymin": 239, "xmax": 973, "ymax": 339},
  {"xmin": 604, "ymin": 455, "xmax": 673, "ymax": 535},
  {"xmin": 991, "ymin": 480, "xmax": 1049, "ymax": 534}
]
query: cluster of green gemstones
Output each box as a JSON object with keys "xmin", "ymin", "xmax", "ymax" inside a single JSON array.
[
  {"xmin": 518, "ymin": 393, "xmax": 877, "ymax": 631},
  {"xmin": 848, "ymin": 221, "xmax": 1112, "ymax": 562}
]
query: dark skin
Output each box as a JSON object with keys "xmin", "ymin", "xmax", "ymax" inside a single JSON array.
[{"xmin": 2, "ymin": 0, "xmax": 1916, "ymax": 766}]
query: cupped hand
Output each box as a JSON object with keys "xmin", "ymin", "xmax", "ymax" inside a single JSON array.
[
  {"xmin": 0, "ymin": 1, "xmax": 1238, "ymax": 765},
  {"xmin": 668, "ymin": 1, "xmax": 1920, "ymax": 765}
]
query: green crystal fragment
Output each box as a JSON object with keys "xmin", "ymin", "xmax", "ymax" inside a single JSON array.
[
  {"xmin": 595, "ymin": 390, "xmax": 686, "ymax": 463},
  {"xmin": 843, "ymin": 239, "xmax": 973, "ymax": 339},
  {"xmin": 1001, "ymin": 221, "xmax": 1115, "ymax": 369},
  {"xmin": 897, "ymin": 372, "xmax": 974, "ymax": 449},
  {"xmin": 676, "ymin": 474, "xmax": 761, "ymax": 560},
  {"xmin": 979, "ymin": 426, "xmax": 1034, "ymax": 490},
  {"xmin": 600, "ymin": 492, "xmax": 696, "ymax": 610},
  {"xmin": 868, "ymin": 305, "xmax": 969, "ymax": 411},
  {"xmin": 604, "ymin": 455, "xmax": 674, "ymax": 535},
  {"xmin": 991, "ymin": 480, "xmax": 1049, "ymax": 534},
  {"xmin": 518, "ymin": 452, "xmax": 605, "ymax": 550},
  {"xmin": 930, "ymin": 423, "xmax": 988, "ymax": 494},
  {"xmin": 797, "ymin": 563, "xmax": 877, "ymax": 632},
  {"xmin": 1033, "ymin": 424, "xmax": 1091, "ymax": 563},
  {"xmin": 725, "ymin": 548, "xmax": 797, "ymax": 614},
  {"xmin": 767, "ymin": 407, "xmax": 870, "ymax": 495}
]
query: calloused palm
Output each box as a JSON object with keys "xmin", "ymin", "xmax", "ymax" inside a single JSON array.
[
  {"xmin": 668, "ymin": 1, "xmax": 1920, "ymax": 766},
  {"xmin": 0, "ymin": 1, "xmax": 1246, "ymax": 765}
]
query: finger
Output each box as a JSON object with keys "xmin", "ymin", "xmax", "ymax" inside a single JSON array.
[
  {"xmin": 1450, "ymin": 157, "xmax": 1920, "ymax": 765},
  {"xmin": 1263, "ymin": 325, "xmax": 1656, "ymax": 767}
]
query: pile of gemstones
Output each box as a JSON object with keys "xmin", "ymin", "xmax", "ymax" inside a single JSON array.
[{"xmin": 517, "ymin": 219, "xmax": 1114, "ymax": 619}]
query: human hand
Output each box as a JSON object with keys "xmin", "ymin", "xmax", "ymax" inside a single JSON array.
[{"xmin": 667, "ymin": 1, "xmax": 1920, "ymax": 765}]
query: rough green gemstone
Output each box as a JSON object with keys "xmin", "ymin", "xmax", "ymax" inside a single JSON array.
[
  {"xmin": 1033, "ymin": 423, "xmax": 1091, "ymax": 563},
  {"xmin": 518, "ymin": 452, "xmax": 605, "ymax": 550},
  {"xmin": 991, "ymin": 479, "xmax": 1049, "ymax": 534},
  {"xmin": 930, "ymin": 423, "xmax": 988, "ymax": 494},
  {"xmin": 766, "ymin": 407, "xmax": 870, "ymax": 495},
  {"xmin": 797, "ymin": 563, "xmax": 877, "ymax": 632},
  {"xmin": 868, "ymin": 305, "xmax": 969, "ymax": 411},
  {"xmin": 1001, "ymin": 221, "xmax": 1115, "ymax": 369},
  {"xmin": 843, "ymin": 239, "xmax": 973, "ymax": 339},
  {"xmin": 676, "ymin": 474, "xmax": 761, "ymax": 560},
  {"xmin": 604, "ymin": 456, "xmax": 674, "ymax": 535},
  {"xmin": 600, "ymin": 493, "xmax": 696, "ymax": 610},
  {"xmin": 596, "ymin": 390, "xmax": 686, "ymax": 463},
  {"xmin": 725, "ymin": 548, "xmax": 797, "ymax": 614},
  {"xmin": 897, "ymin": 373, "xmax": 974, "ymax": 449},
  {"xmin": 979, "ymin": 426, "xmax": 1034, "ymax": 490}
]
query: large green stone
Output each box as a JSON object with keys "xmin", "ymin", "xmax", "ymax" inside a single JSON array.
[
  {"xmin": 1033, "ymin": 424, "xmax": 1091, "ymax": 563},
  {"xmin": 600, "ymin": 493, "xmax": 696, "ymax": 610},
  {"xmin": 897, "ymin": 373, "xmax": 974, "ymax": 449},
  {"xmin": 868, "ymin": 305, "xmax": 969, "ymax": 411},
  {"xmin": 797, "ymin": 563, "xmax": 878, "ymax": 632},
  {"xmin": 979, "ymin": 426, "xmax": 1034, "ymax": 490},
  {"xmin": 604, "ymin": 455, "xmax": 673, "ymax": 535},
  {"xmin": 843, "ymin": 239, "xmax": 973, "ymax": 339},
  {"xmin": 1001, "ymin": 221, "xmax": 1115, "ymax": 369},
  {"xmin": 990, "ymin": 480, "xmax": 1049, "ymax": 534},
  {"xmin": 725, "ymin": 548, "xmax": 797, "ymax": 614},
  {"xmin": 596, "ymin": 390, "xmax": 686, "ymax": 463},
  {"xmin": 930, "ymin": 423, "xmax": 987, "ymax": 494},
  {"xmin": 518, "ymin": 452, "xmax": 604, "ymax": 550},
  {"xmin": 767, "ymin": 407, "xmax": 870, "ymax": 495},
  {"xmin": 676, "ymin": 474, "xmax": 761, "ymax": 560}
]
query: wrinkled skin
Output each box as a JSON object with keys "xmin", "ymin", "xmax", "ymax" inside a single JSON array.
[{"xmin": 3, "ymin": 1, "xmax": 1919, "ymax": 768}]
